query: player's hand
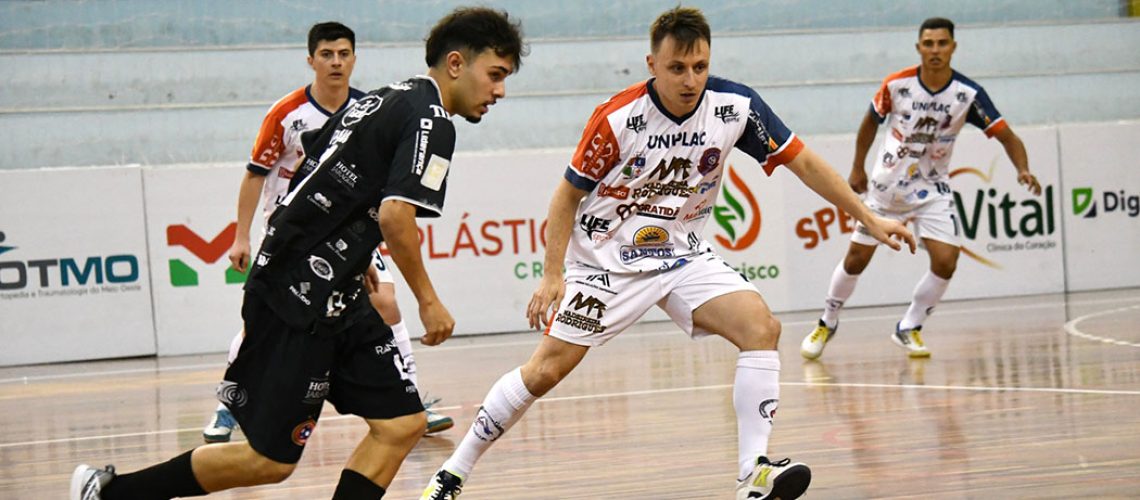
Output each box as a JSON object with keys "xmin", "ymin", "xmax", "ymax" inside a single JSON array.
[
  {"xmin": 363, "ymin": 264, "xmax": 381, "ymax": 294},
  {"xmin": 848, "ymin": 168, "xmax": 869, "ymax": 194},
  {"xmin": 1018, "ymin": 171, "xmax": 1042, "ymax": 196},
  {"xmin": 418, "ymin": 300, "xmax": 455, "ymax": 346},
  {"xmin": 228, "ymin": 238, "xmax": 251, "ymax": 273},
  {"xmin": 527, "ymin": 275, "xmax": 565, "ymax": 331},
  {"xmin": 866, "ymin": 217, "xmax": 916, "ymax": 254}
]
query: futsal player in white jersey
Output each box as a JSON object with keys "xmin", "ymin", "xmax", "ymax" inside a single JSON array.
[
  {"xmin": 800, "ymin": 17, "xmax": 1042, "ymax": 360},
  {"xmin": 205, "ymin": 21, "xmax": 451, "ymax": 443},
  {"xmin": 420, "ymin": 7, "xmax": 914, "ymax": 500}
]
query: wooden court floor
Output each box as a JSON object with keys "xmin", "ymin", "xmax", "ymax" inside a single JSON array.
[{"xmin": 2, "ymin": 288, "xmax": 1139, "ymax": 499}]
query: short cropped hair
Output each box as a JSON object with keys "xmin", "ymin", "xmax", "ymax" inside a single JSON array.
[
  {"xmin": 650, "ymin": 6, "xmax": 711, "ymax": 54},
  {"xmin": 919, "ymin": 17, "xmax": 955, "ymax": 39},
  {"xmin": 425, "ymin": 7, "xmax": 527, "ymax": 71},
  {"xmin": 308, "ymin": 22, "xmax": 355, "ymax": 55}
]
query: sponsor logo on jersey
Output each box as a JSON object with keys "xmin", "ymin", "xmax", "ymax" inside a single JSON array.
[
  {"xmin": 341, "ymin": 95, "xmax": 383, "ymax": 127},
  {"xmin": 420, "ymin": 154, "xmax": 450, "ymax": 191},
  {"xmin": 626, "ymin": 114, "xmax": 647, "ymax": 132},
  {"xmin": 912, "ymin": 101, "xmax": 950, "ymax": 113},
  {"xmin": 649, "ymin": 156, "xmax": 693, "ymax": 180},
  {"xmin": 633, "ymin": 181, "xmax": 692, "ymax": 199},
  {"xmin": 216, "ymin": 381, "xmax": 248, "ymax": 407},
  {"xmin": 633, "ymin": 226, "xmax": 669, "ymax": 245},
  {"xmin": 898, "ymin": 87, "xmax": 911, "ymax": 98},
  {"xmin": 330, "ymin": 161, "xmax": 358, "ymax": 188},
  {"xmin": 616, "ymin": 202, "xmax": 679, "ymax": 221},
  {"xmin": 597, "ymin": 183, "xmax": 630, "ymax": 200},
  {"xmin": 308, "ymin": 255, "xmax": 334, "ymax": 281},
  {"xmin": 683, "ymin": 200, "xmax": 714, "ymax": 222},
  {"xmin": 618, "ymin": 244, "xmax": 675, "ymax": 263},
  {"xmin": 747, "ymin": 109, "xmax": 770, "ymax": 150},
  {"xmin": 308, "ymin": 192, "xmax": 333, "ymax": 212},
  {"xmin": 914, "ymin": 116, "xmax": 939, "ymax": 130},
  {"xmin": 714, "ymin": 105, "xmax": 740, "ymax": 123},
  {"xmin": 579, "ymin": 214, "xmax": 612, "ymax": 240},
  {"xmin": 647, "ymin": 131, "xmax": 706, "ymax": 149},
  {"xmin": 302, "ymin": 375, "xmax": 331, "ymax": 404},
  {"xmin": 620, "ymin": 156, "xmax": 647, "ymax": 179}
]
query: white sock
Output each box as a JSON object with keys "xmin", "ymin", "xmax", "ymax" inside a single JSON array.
[
  {"xmin": 442, "ymin": 367, "xmax": 536, "ymax": 479},
  {"xmin": 734, "ymin": 350, "xmax": 781, "ymax": 480},
  {"xmin": 821, "ymin": 262, "xmax": 859, "ymax": 327},
  {"xmin": 899, "ymin": 271, "xmax": 951, "ymax": 329},
  {"xmin": 226, "ymin": 329, "xmax": 244, "ymax": 364},
  {"xmin": 389, "ymin": 320, "xmax": 418, "ymax": 387}
]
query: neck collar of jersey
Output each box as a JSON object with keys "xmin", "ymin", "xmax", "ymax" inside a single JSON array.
[
  {"xmin": 915, "ymin": 66, "xmax": 955, "ymax": 96},
  {"xmin": 415, "ymin": 75, "xmax": 453, "ymax": 120},
  {"xmin": 647, "ymin": 78, "xmax": 705, "ymax": 125},
  {"xmin": 305, "ymin": 84, "xmax": 357, "ymax": 117}
]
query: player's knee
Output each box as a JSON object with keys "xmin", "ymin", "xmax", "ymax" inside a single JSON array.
[
  {"xmin": 932, "ymin": 262, "xmax": 956, "ymax": 280},
  {"xmin": 523, "ymin": 362, "xmax": 566, "ymax": 397},
  {"xmin": 369, "ymin": 413, "xmax": 425, "ymax": 446},
  {"xmin": 843, "ymin": 253, "xmax": 870, "ymax": 275},
  {"xmin": 247, "ymin": 454, "xmax": 297, "ymax": 484}
]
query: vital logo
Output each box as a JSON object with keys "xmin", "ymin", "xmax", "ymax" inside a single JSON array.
[
  {"xmin": 1072, "ymin": 187, "xmax": 1139, "ymax": 218},
  {"xmin": 713, "ymin": 165, "xmax": 761, "ymax": 251},
  {"xmin": 950, "ymin": 164, "xmax": 1056, "ymax": 269},
  {"xmin": 166, "ymin": 223, "xmax": 247, "ymax": 287}
]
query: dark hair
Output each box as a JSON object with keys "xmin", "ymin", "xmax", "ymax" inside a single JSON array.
[
  {"xmin": 650, "ymin": 6, "xmax": 711, "ymax": 53},
  {"xmin": 308, "ymin": 22, "xmax": 355, "ymax": 56},
  {"xmin": 919, "ymin": 17, "xmax": 955, "ymax": 39},
  {"xmin": 425, "ymin": 7, "xmax": 527, "ymax": 71}
]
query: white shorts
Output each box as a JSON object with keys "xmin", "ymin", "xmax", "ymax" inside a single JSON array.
[
  {"xmin": 852, "ymin": 196, "xmax": 960, "ymax": 247},
  {"xmin": 370, "ymin": 249, "xmax": 395, "ymax": 284},
  {"xmin": 547, "ymin": 252, "xmax": 758, "ymax": 347}
]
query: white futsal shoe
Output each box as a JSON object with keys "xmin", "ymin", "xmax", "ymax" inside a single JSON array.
[
  {"xmin": 800, "ymin": 319, "xmax": 837, "ymax": 360},
  {"xmin": 70, "ymin": 464, "xmax": 115, "ymax": 500},
  {"xmin": 891, "ymin": 323, "xmax": 931, "ymax": 358},
  {"xmin": 735, "ymin": 456, "xmax": 812, "ymax": 499}
]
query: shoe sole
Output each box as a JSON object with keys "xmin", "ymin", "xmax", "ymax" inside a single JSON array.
[
  {"xmin": 203, "ymin": 432, "xmax": 233, "ymax": 443},
  {"xmin": 799, "ymin": 348, "xmax": 822, "ymax": 360},
  {"xmin": 425, "ymin": 418, "xmax": 455, "ymax": 435},
  {"xmin": 760, "ymin": 464, "xmax": 812, "ymax": 499},
  {"xmin": 69, "ymin": 464, "xmax": 91, "ymax": 500}
]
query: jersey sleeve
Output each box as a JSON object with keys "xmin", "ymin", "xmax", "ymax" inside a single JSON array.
[
  {"xmin": 966, "ymin": 86, "xmax": 1008, "ymax": 138},
  {"xmin": 247, "ymin": 105, "xmax": 288, "ymax": 176},
  {"xmin": 381, "ymin": 99, "xmax": 455, "ymax": 218},
  {"xmin": 870, "ymin": 77, "xmax": 893, "ymax": 124},
  {"xmin": 735, "ymin": 90, "xmax": 804, "ymax": 175},
  {"xmin": 565, "ymin": 103, "xmax": 621, "ymax": 191}
]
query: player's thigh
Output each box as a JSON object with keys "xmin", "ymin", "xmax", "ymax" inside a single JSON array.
[
  {"xmin": 328, "ymin": 312, "xmax": 423, "ymax": 420},
  {"xmin": 546, "ymin": 265, "xmax": 662, "ymax": 347},
  {"xmin": 661, "ymin": 253, "xmax": 776, "ymax": 349}
]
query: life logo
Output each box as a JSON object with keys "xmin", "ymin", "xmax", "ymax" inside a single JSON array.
[
  {"xmin": 166, "ymin": 223, "xmax": 247, "ymax": 287},
  {"xmin": 1071, "ymin": 187, "xmax": 1139, "ymax": 219},
  {"xmin": 712, "ymin": 165, "xmax": 761, "ymax": 251},
  {"xmin": 949, "ymin": 163, "xmax": 1056, "ymax": 269}
]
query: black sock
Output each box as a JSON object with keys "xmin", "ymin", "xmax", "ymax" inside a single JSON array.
[
  {"xmin": 331, "ymin": 469, "xmax": 386, "ymax": 499},
  {"xmin": 103, "ymin": 449, "xmax": 208, "ymax": 500}
]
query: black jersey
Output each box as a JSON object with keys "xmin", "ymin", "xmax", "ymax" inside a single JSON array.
[{"xmin": 246, "ymin": 76, "xmax": 456, "ymax": 334}]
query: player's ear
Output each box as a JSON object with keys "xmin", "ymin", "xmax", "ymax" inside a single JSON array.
[
  {"xmin": 445, "ymin": 50, "xmax": 466, "ymax": 79},
  {"xmin": 646, "ymin": 53, "xmax": 655, "ymax": 76}
]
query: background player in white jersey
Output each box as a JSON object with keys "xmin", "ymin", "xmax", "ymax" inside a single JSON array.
[
  {"xmin": 800, "ymin": 17, "xmax": 1042, "ymax": 360},
  {"xmin": 204, "ymin": 21, "xmax": 452, "ymax": 444},
  {"xmin": 420, "ymin": 7, "xmax": 914, "ymax": 500}
]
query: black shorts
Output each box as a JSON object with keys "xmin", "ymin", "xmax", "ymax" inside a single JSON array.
[{"xmin": 219, "ymin": 292, "xmax": 423, "ymax": 464}]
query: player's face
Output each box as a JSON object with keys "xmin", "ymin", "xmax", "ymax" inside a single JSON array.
[
  {"xmin": 308, "ymin": 38, "xmax": 356, "ymax": 88},
  {"xmin": 916, "ymin": 28, "xmax": 956, "ymax": 71},
  {"xmin": 453, "ymin": 49, "xmax": 514, "ymax": 124},
  {"xmin": 647, "ymin": 35, "xmax": 710, "ymax": 117}
]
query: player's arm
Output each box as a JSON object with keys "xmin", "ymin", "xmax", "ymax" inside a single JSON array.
[
  {"xmin": 784, "ymin": 147, "xmax": 916, "ymax": 253},
  {"xmin": 379, "ymin": 199, "xmax": 454, "ymax": 345},
  {"xmin": 850, "ymin": 109, "xmax": 881, "ymax": 193},
  {"xmin": 526, "ymin": 179, "xmax": 589, "ymax": 330},
  {"xmin": 992, "ymin": 126, "xmax": 1040, "ymax": 195},
  {"xmin": 229, "ymin": 170, "xmax": 267, "ymax": 272}
]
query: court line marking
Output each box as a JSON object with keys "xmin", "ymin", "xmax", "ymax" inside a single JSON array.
[
  {"xmin": 3, "ymin": 379, "xmax": 1138, "ymax": 450},
  {"xmin": 4, "ymin": 295, "xmax": 1135, "ymax": 385},
  {"xmin": 1063, "ymin": 303, "xmax": 1140, "ymax": 348}
]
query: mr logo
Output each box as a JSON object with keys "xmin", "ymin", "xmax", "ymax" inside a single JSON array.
[
  {"xmin": 1072, "ymin": 187, "xmax": 1140, "ymax": 218},
  {"xmin": 568, "ymin": 291, "xmax": 607, "ymax": 319},
  {"xmin": 167, "ymin": 223, "xmax": 247, "ymax": 287}
]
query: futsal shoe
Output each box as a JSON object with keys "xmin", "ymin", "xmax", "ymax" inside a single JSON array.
[
  {"xmin": 891, "ymin": 323, "xmax": 931, "ymax": 358},
  {"xmin": 420, "ymin": 469, "xmax": 465, "ymax": 499},
  {"xmin": 203, "ymin": 407, "xmax": 237, "ymax": 443},
  {"xmin": 735, "ymin": 456, "xmax": 812, "ymax": 499},
  {"xmin": 70, "ymin": 464, "xmax": 115, "ymax": 500},
  {"xmin": 422, "ymin": 396, "xmax": 455, "ymax": 435},
  {"xmin": 800, "ymin": 319, "xmax": 837, "ymax": 360}
]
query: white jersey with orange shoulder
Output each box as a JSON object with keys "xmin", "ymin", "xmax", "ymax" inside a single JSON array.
[
  {"xmin": 564, "ymin": 76, "xmax": 804, "ymax": 273},
  {"xmin": 868, "ymin": 66, "xmax": 1006, "ymax": 210},
  {"xmin": 247, "ymin": 85, "xmax": 365, "ymax": 225}
]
